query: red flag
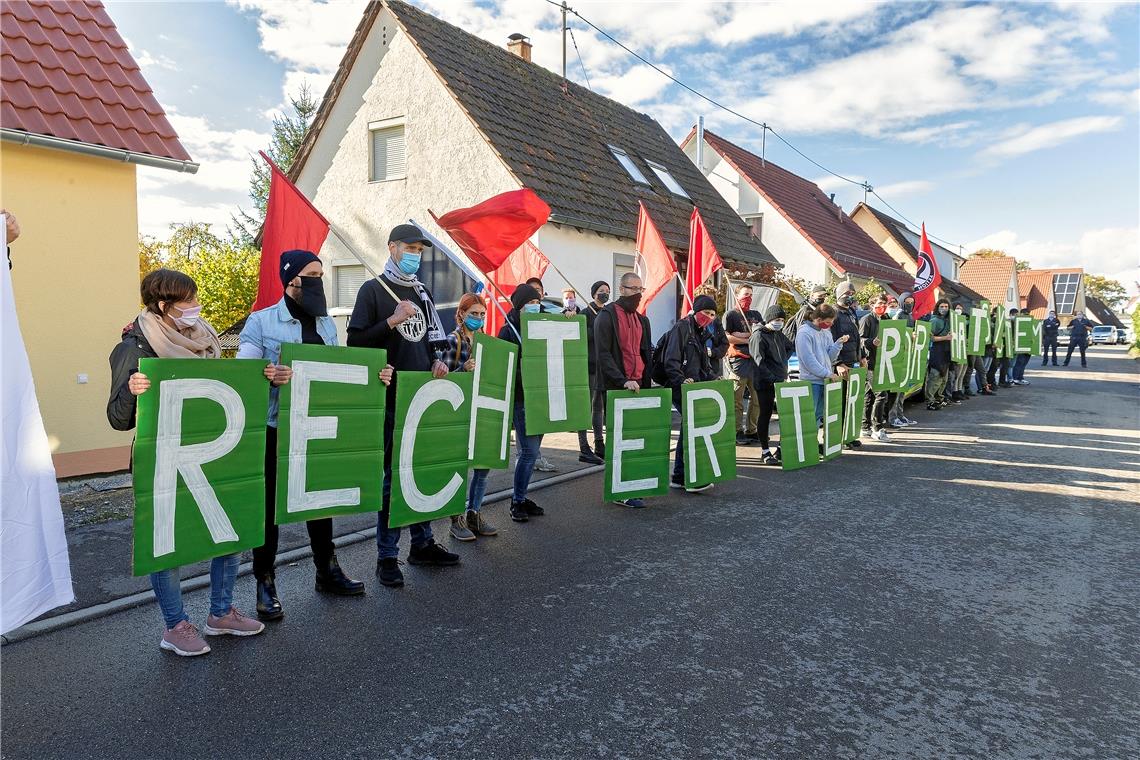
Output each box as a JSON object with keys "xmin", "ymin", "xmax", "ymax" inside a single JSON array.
[
  {"xmin": 685, "ymin": 208, "xmax": 723, "ymax": 311},
  {"xmin": 634, "ymin": 202, "xmax": 678, "ymax": 315},
  {"xmin": 484, "ymin": 240, "xmax": 549, "ymax": 337},
  {"xmin": 484, "ymin": 293, "xmax": 511, "ymax": 339},
  {"xmin": 253, "ymin": 152, "xmax": 330, "ymax": 311},
  {"xmin": 912, "ymin": 223, "xmax": 942, "ymax": 319},
  {"xmin": 434, "ymin": 189, "xmax": 551, "ymax": 274}
]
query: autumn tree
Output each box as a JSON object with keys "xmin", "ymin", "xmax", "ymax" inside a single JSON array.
[
  {"xmin": 1083, "ymin": 274, "xmax": 1127, "ymax": 310},
  {"xmin": 969, "ymin": 248, "xmax": 1029, "ymax": 271}
]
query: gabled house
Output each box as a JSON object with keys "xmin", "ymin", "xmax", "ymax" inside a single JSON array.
[
  {"xmin": 851, "ymin": 202, "xmax": 984, "ymax": 306},
  {"xmin": 290, "ymin": 0, "xmax": 777, "ymax": 335},
  {"xmin": 681, "ymin": 128, "xmax": 911, "ymax": 295},
  {"xmin": 1, "ymin": 0, "xmax": 197, "ymax": 476},
  {"xmin": 1016, "ymin": 267, "xmax": 1085, "ymax": 320},
  {"xmin": 1084, "ymin": 296, "xmax": 1124, "ymax": 329},
  {"xmin": 958, "ymin": 256, "xmax": 1020, "ymax": 313}
]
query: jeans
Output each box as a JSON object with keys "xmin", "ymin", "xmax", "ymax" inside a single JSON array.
[
  {"xmin": 377, "ymin": 405, "xmax": 433, "ymax": 560},
  {"xmin": 754, "ymin": 381, "xmax": 777, "ymax": 449},
  {"xmin": 810, "ymin": 382, "xmax": 825, "ymax": 424},
  {"xmin": 468, "ymin": 468, "xmax": 490, "ymax": 512},
  {"xmin": 890, "ymin": 393, "xmax": 906, "ymax": 423},
  {"xmin": 1012, "ymin": 353, "xmax": 1030, "ymax": 381},
  {"xmin": 577, "ymin": 374, "xmax": 605, "ymax": 455},
  {"xmin": 1042, "ymin": 337, "xmax": 1058, "ymax": 364},
  {"xmin": 150, "ymin": 554, "xmax": 239, "ymax": 629},
  {"xmin": 733, "ymin": 374, "xmax": 761, "ymax": 435},
  {"xmin": 1064, "ymin": 342, "xmax": 1087, "ymax": 366},
  {"xmin": 253, "ymin": 426, "xmax": 334, "ymax": 578},
  {"xmin": 513, "ymin": 402, "xmax": 544, "ymax": 502}
]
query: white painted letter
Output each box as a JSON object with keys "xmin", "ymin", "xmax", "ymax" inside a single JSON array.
[
  {"xmin": 469, "ymin": 342, "xmax": 515, "ymax": 460},
  {"xmin": 611, "ymin": 395, "xmax": 662, "ymax": 495},
  {"xmin": 878, "ymin": 328, "xmax": 901, "ymax": 385},
  {"xmin": 526, "ymin": 318, "xmax": 582, "ymax": 422},
  {"xmin": 823, "ymin": 381, "xmax": 843, "ymax": 457},
  {"xmin": 399, "ymin": 379, "xmax": 464, "ymax": 512},
  {"xmin": 777, "ymin": 384, "xmax": 812, "ymax": 463},
  {"xmin": 685, "ymin": 388, "xmax": 726, "ymax": 482}
]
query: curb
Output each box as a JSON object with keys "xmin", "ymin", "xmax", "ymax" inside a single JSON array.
[{"xmin": 1, "ymin": 464, "xmax": 604, "ymax": 646}]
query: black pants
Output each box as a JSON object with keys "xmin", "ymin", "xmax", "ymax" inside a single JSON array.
[
  {"xmin": 577, "ymin": 374, "xmax": 605, "ymax": 454},
  {"xmin": 1064, "ymin": 341, "xmax": 1087, "ymax": 366},
  {"xmin": 863, "ymin": 382, "xmax": 895, "ymax": 431},
  {"xmin": 252, "ymin": 425, "xmax": 334, "ymax": 579},
  {"xmin": 755, "ymin": 381, "xmax": 776, "ymax": 449},
  {"xmin": 1042, "ymin": 338, "xmax": 1058, "ymax": 364}
]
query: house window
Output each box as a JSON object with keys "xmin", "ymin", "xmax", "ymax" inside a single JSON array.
[
  {"xmin": 1007, "ymin": 287, "xmax": 1014, "ymax": 304},
  {"xmin": 613, "ymin": 253, "xmax": 635, "ymax": 290},
  {"xmin": 646, "ymin": 160, "xmax": 689, "ymax": 198},
  {"xmin": 370, "ymin": 122, "xmax": 406, "ymax": 181},
  {"xmin": 1053, "ymin": 272, "xmax": 1081, "ymax": 314},
  {"xmin": 335, "ymin": 264, "xmax": 370, "ymax": 308},
  {"xmin": 608, "ymin": 145, "xmax": 649, "ymax": 185},
  {"xmin": 743, "ymin": 213, "xmax": 763, "ymax": 239}
]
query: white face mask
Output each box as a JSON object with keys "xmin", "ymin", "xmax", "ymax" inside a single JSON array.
[
  {"xmin": 768, "ymin": 320, "xmax": 785, "ymax": 331},
  {"xmin": 171, "ymin": 305, "xmax": 202, "ymax": 329}
]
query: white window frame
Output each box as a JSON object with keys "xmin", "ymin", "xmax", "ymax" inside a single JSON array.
[
  {"xmin": 608, "ymin": 145, "xmax": 649, "ymax": 185},
  {"xmin": 368, "ymin": 117, "xmax": 406, "ymax": 182},
  {"xmin": 742, "ymin": 212, "xmax": 763, "ymax": 240},
  {"xmin": 334, "ymin": 263, "xmax": 370, "ymax": 309},
  {"xmin": 646, "ymin": 160, "xmax": 690, "ymax": 198}
]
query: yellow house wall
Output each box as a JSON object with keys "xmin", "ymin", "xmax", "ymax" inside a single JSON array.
[{"xmin": 0, "ymin": 142, "xmax": 138, "ymax": 476}]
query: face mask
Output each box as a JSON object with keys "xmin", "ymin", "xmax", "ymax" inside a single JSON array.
[
  {"xmin": 738, "ymin": 296, "xmax": 753, "ymax": 311},
  {"xmin": 397, "ymin": 250, "xmax": 421, "ymax": 276},
  {"xmin": 767, "ymin": 320, "xmax": 784, "ymax": 331},
  {"xmin": 694, "ymin": 312, "xmax": 715, "ymax": 329},
  {"xmin": 873, "ymin": 305, "xmax": 887, "ymax": 317},
  {"xmin": 617, "ymin": 293, "xmax": 642, "ymax": 312},
  {"xmin": 887, "ymin": 307, "xmax": 901, "ymax": 318},
  {"xmin": 564, "ymin": 297, "xmax": 576, "ymax": 310},
  {"xmin": 954, "ymin": 307, "xmax": 963, "ymax": 314},
  {"xmin": 595, "ymin": 291, "xmax": 610, "ymax": 304},
  {"xmin": 938, "ymin": 307, "xmax": 949, "ymax": 316},
  {"xmin": 170, "ymin": 304, "xmax": 201, "ymax": 329},
  {"xmin": 840, "ymin": 295, "xmax": 854, "ymax": 307},
  {"xmin": 463, "ymin": 315, "xmax": 485, "ymax": 331},
  {"xmin": 293, "ymin": 276, "xmax": 327, "ymax": 317},
  {"xmin": 522, "ymin": 303, "xmax": 541, "ymax": 314},
  {"xmin": 902, "ymin": 303, "xmax": 913, "ymax": 314},
  {"xmin": 809, "ymin": 295, "xmax": 825, "ymax": 306},
  {"xmin": 818, "ymin": 321, "xmax": 833, "ymax": 330}
]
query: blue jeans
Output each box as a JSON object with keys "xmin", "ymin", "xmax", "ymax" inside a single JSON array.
[
  {"xmin": 377, "ymin": 405, "xmax": 433, "ymax": 559},
  {"xmin": 1012, "ymin": 353, "xmax": 1030, "ymax": 380},
  {"xmin": 149, "ymin": 554, "xmax": 239, "ymax": 629},
  {"xmin": 810, "ymin": 382, "xmax": 825, "ymax": 424},
  {"xmin": 468, "ymin": 468, "xmax": 490, "ymax": 512},
  {"xmin": 513, "ymin": 402, "xmax": 543, "ymax": 502}
]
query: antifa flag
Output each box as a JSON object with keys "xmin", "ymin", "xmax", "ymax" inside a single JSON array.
[
  {"xmin": 911, "ymin": 223, "xmax": 942, "ymax": 319},
  {"xmin": 253, "ymin": 152, "xmax": 331, "ymax": 312},
  {"xmin": 434, "ymin": 189, "xmax": 551, "ymax": 274}
]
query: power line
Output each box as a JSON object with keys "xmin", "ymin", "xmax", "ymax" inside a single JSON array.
[{"xmin": 568, "ymin": 25, "xmax": 591, "ymax": 90}]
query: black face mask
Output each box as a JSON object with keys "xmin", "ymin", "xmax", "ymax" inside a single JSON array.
[
  {"xmin": 840, "ymin": 295, "xmax": 854, "ymax": 307},
  {"xmin": 595, "ymin": 291, "xmax": 610, "ymax": 304},
  {"xmin": 617, "ymin": 293, "xmax": 642, "ymax": 313},
  {"xmin": 902, "ymin": 303, "xmax": 913, "ymax": 314},
  {"xmin": 293, "ymin": 277, "xmax": 328, "ymax": 317},
  {"xmin": 809, "ymin": 295, "xmax": 825, "ymax": 306}
]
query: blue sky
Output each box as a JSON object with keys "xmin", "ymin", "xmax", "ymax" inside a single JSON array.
[{"xmin": 107, "ymin": 0, "xmax": 1140, "ymax": 291}]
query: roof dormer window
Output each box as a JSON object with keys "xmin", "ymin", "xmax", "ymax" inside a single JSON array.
[
  {"xmin": 608, "ymin": 145, "xmax": 649, "ymax": 185},
  {"xmin": 646, "ymin": 160, "xmax": 689, "ymax": 198}
]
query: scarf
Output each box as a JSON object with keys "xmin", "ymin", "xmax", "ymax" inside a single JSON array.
[
  {"xmin": 137, "ymin": 309, "xmax": 221, "ymax": 359},
  {"xmin": 382, "ymin": 258, "xmax": 446, "ymax": 344}
]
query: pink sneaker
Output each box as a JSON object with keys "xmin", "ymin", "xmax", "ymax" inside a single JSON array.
[
  {"xmin": 204, "ymin": 607, "xmax": 265, "ymax": 637},
  {"xmin": 160, "ymin": 620, "xmax": 211, "ymax": 657}
]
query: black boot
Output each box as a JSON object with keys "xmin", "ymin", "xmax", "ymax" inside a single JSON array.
[
  {"xmin": 255, "ymin": 573, "xmax": 284, "ymax": 621},
  {"xmin": 315, "ymin": 554, "xmax": 365, "ymax": 596}
]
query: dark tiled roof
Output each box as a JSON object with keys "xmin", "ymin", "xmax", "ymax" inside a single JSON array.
[
  {"xmin": 291, "ymin": 0, "xmax": 777, "ymax": 268},
  {"xmin": 690, "ymin": 129, "xmax": 910, "ymax": 290},
  {"xmin": 1086, "ymin": 296, "xmax": 1124, "ymax": 328},
  {"xmin": 0, "ymin": 0, "xmax": 191, "ymax": 161}
]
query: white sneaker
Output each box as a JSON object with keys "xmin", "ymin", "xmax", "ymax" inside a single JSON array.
[
  {"xmin": 533, "ymin": 456, "xmax": 557, "ymax": 472},
  {"xmin": 903, "ymin": 417, "xmax": 918, "ymax": 426},
  {"xmin": 871, "ymin": 429, "xmax": 891, "ymax": 442}
]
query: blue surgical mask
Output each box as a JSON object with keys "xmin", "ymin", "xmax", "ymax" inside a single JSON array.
[
  {"xmin": 463, "ymin": 315, "xmax": 485, "ymax": 331},
  {"xmin": 887, "ymin": 307, "xmax": 901, "ymax": 318},
  {"xmin": 397, "ymin": 252, "xmax": 421, "ymax": 275},
  {"xmin": 522, "ymin": 303, "xmax": 541, "ymax": 314}
]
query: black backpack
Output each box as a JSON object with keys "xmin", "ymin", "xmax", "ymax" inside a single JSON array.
[{"xmin": 650, "ymin": 320, "xmax": 693, "ymax": 386}]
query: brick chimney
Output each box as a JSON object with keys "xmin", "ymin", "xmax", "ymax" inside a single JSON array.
[{"xmin": 507, "ymin": 33, "xmax": 532, "ymax": 62}]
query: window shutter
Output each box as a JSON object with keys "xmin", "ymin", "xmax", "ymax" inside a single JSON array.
[
  {"xmin": 336, "ymin": 264, "xmax": 369, "ymax": 308},
  {"xmin": 370, "ymin": 125, "xmax": 405, "ymax": 181}
]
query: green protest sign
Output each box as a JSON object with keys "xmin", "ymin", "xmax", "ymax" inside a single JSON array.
[
  {"xmin": 275, "ymin": 344, "xmax": 385, "ymax": 526},
  {"xmin": 681, "ymin": 380, "xmax": 736, "ymax": 487},
  {"xmin": 469, "ymin": 333, "xmax": 517, "ymax": 470},
  {"xmin": 1014, "ymin": 316, "xmax": 1035, "ymax": 354},
  {"xmin": 841, "ymin": 368, "xmax": 866, "ymax": 444},
  {"xmin": 1032, "ymin": 318, "xmax": 1043, "ymax": 355},
  {"xmin": 604, "ymin": 388, "xmax": 671, "ymax": 501},
  {"xmin": 775, "ymin": 381, "xmax": 819, "ymax": 471},
  {"xmin": 1002, "ymin": 317, "xmax": 1018, "ymax": 359},
  {"xmin": 872, "ymin": 319, "xmax": 910, "ymax": 392},
  {"xmin": 950, "ymin": 312, "xmax": 968, "ymax": 364},
  {"xmin": 821, "ymin": 380, "xmax": 844, "ymax": 461},
  {"xmin": 520, "ymin": 312, "xmax": 590, "ymax": 435},
  {"xmin": 132, "ymin": 358, "xmax": 268, "ymax": 576},
  {"xmin": 992, "ymin": 313, "xmax": 1006, "ymax": 354},
  {"xmin": 389, "ymin": 372, "xmax": 473, "ymax": 529},
  {"xmin": 968, "ymin": 307, "xmax": 990, "ymax": 356},
  {"xmin": 906, "ymin": 322, "xmax": 932, "ymax": 389}
]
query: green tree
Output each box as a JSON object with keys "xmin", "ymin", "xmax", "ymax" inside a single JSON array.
[
  {"xmin": 230, "ymin": 83, "xmax": 319, "ymax": 245},
  {"xmin": 140, "ymin": 222, "xmax": 260, "ymax": 332},
  {"xmin": 969, "ymin": 247, "xmax": 1029, "ymax": 271},
  {"xmin": 853, "ymin": 279, "xmax": 886, "ymax": 307},
  {"xmin": 1084, "ymin": 274, "xmax": 1127, "ymax": 310}
]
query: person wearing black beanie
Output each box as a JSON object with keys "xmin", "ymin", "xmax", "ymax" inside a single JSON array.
[
  {"xmin": 748, "ymin": 303, "xmax": 794, "ymax": 464},
  {"xmin": 661, "ymin": 293, "xmax": 720, "ymax": 491},
  {"xmin": 498, "ymin": 283, "xmax": 548, "ymax": 522},
  {"xmin": 578, "ymin": 279, "xmax": 611, "ymax": 463}
]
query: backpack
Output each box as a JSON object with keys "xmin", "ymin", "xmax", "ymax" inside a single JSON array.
[{"xmin": 650, "ymin": 319, "xmax": 693, "ymax": 387}]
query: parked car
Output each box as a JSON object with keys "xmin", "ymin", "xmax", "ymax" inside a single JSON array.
[
  {"xmin": 1091, "ymin": 325, "xmax": 1116, "ymax": 345},
  {"xmin": 1056, "ymin": 327, "xmax": 1071, "ymax": 347},
  {"xmin": 1116, "ymin": 327, "xmax": 1128, "ymax": 345},
  {"xmin": 787, "ymin": 352, "xmax": 799, "ymax": 381}
]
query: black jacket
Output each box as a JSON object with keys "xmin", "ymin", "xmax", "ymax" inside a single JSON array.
[
  {"xmin": 783, "ymin": 303, "xmax": 813, "ymax": 345},
  {"xmin": 583, "ymin": 302, "xmax": 603, "ymax": 378},
  {"xmin": 858, "ymin": 312, "xmax": 882, "ymax": 368},
  {"xmin": 1042, "ymin": 316, "xmax": 1061, "ymax": 339},
  {"xmin": 661, "ymin": 316, "xmax": 717, "ymax": 388},
  {"xmin": 106, "ymin": 318, "xmax": 156, "ymax": 431},
  {"xmin": 497, "ymin": 310, "xmax": 528, "ymax": 400},
  {"xmin": 593, "ymin": 302, "xmax": 652, "ymax": 391},
  {"xmin": 831, "ymin": 305, "xmax": 862, "ymax": 366},
  {"xmin": 1069, "ymin": 316, "xmax": 1091, "ymax": 343},
  {"xmin": 747, "ymin": 325, "xmax": 794, "ymax": 384}
]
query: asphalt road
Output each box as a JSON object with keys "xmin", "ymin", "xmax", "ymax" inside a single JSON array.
[{"xmin": 2, "ymin": 347, "xmax": 1138, "ymax": 759}]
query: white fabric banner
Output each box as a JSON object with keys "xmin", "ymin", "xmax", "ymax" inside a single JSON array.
[{"xmin": 1, "ymin": 216, "xmax": 74, "ymax": 634}]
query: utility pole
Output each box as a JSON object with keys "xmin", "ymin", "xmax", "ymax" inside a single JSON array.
[{"xmin": 561, "ymin": 2, "xmax": 568, "ymax": 79}]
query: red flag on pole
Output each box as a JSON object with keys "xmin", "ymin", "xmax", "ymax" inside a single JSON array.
[
  {"xmin": 484, "ymin": 240, "xmax": 550, "ymax": 337},
  {"xmin": 685, "ymin": 208, "xmax": 723, "ymax": 310},
  {"xmin": 634, "ymin": 202, "xmax": 678, "ymax": 316},
  {"xmin": 252, "ymin": 152, "xmax": 330, "ymax": 311},
  {"xmin": 434, "ymin": 189, "xmax": 551, "ymax": 274},
  {"xmin": 912, "ymin": 222, "xmax": 942, "ymax": 319}
]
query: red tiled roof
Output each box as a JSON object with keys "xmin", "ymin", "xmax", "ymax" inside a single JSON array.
[
  {"xmin": 690, "ymin": 129, "xmax": 911, "ymax": 291},
  {"xmin": 1, "ymin": 0, "xmax": 191, "ymax": 162},
  {"xmin": 1017, "ymin": 270, "xmax": 1054, "ymax": 318},
  {"xmin": 958, "ymin": 256, "xmax": 1018, "ymax": 305}
]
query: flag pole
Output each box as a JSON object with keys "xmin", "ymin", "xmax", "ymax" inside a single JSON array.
[{"xmin": 675, "ymin": 272, "xmax": 694, "ymax": 312}]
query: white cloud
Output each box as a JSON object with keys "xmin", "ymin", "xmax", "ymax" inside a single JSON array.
[
  {"xmin": 874, "ymin": 180, "xmax": 934, "ymax": 199},
  {"xmin": 979, "ymin": 115, "xmax": 1123, "ymax": 159},
  {"xmin": 1089, "ymin": 87, "xmax": 1140, "ymax": 111},
  {"xmin": 592, "ymin": 63, "xmax": 673, "ymax": 106},
  {"xmin": 967, "ymin": 227, "xmax": 1140, "ymax": 291},
  {"xmin": 711, "ymin": 2, "xmax": 877, "ymax": 45}
]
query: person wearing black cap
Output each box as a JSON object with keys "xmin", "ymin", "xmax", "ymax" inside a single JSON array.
[
  {"xmin": 831, "ymin": 281, "xmax": 866, "ymax": 448},
  {"xmin": 724, "ymin": 284, "xmax": 764, "ymax": 446},
  {"xmin": 857, "ymin": 294, "xmax": 894, "ymax": 442},
  {"xmin": 238, "ymin": 250, "xmax": 383, "ymax": 617},
  {"xmin": 663, "ymin": 294, "xmax": 720, "ymax": 493},
  {"xmin": 783, "ymin": 285, "xmax": 828, "ymax": 344},
  {"xmin": 747, "ymin": 303, "xmax": 794, "ymax": 464},
  {"xmin": 347, "ymin": 224, "xmax": 460, "ymax": 588},
  {"xmin": 576, "ymin": 280, "xmax": 610, "ymax": 462},
  {"xmin": 497, "ymin": 283, "xmax": 549, "ymax": 521}
]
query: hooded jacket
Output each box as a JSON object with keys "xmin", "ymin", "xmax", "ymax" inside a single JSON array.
[
  {"xmin": 795, "ymin": 321, "xmax": 843, "ymax": 383},
  {"xmin": 830, "ymin": 296, "xmax": 863, "ymax": 366},
  {"xmin": 748, "ymin": 306, "xmax": 794, "ymax": 384},
  {"xmin": 661, "ymin": 315, "xmax": 716, "ymax": 388},
  {"xmin": 593, "ymin": 301, "xmax": 653, "ymax": 391},
  {"xmin": 106, "ymin": 318, "xmax": 156, "ymax": 432}
]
